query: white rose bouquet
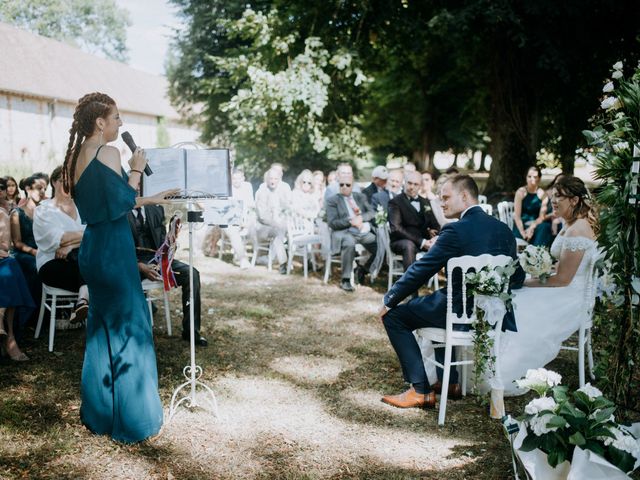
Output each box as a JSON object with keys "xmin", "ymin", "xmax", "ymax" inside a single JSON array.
[
  {"xmin": 515, "ymin": 368, "xmax": 640, "ymax": 473},
  {"xmin": 519, "ymin": 245, "xmax": 554, "ymax": 283},
  {"xmin": 375, "ymin": 204, "xmax": 387, "ymax": 227}
]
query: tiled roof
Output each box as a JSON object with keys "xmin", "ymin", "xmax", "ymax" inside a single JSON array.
[{"xmin": 0, "ymin": 22, "xmax": 179, "ymax": 119}]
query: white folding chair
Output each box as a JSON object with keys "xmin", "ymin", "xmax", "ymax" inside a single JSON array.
[
  {"xmin": 497, "ymin": 201, "xmax": 528, "ymax": 249},
  {"xmin": 560, "ymin": 248, "xmax": 600, "ymax": 386},
  {"xmin": 141, "ymin": 279, "xmax": 172, "ymax": 335},
  {"xmin": 478, "ymin": 195, "xmax": 488, "ymax": 204},
  {"xmin": 35, "ymin": 284, "xmax": 79, "ymax": 352},
  {"xmin": 415, "ymin": 254, "xmax": 513, "ymax": 425},
  {"xmin": 251, "ymin": 233, "xmax": 274, "ymax": 271},
  {"xmin": 323, "ymin": 228, "xmax": 368, "ymax": 285},
  {"xmin": 478, "ymin": 203, "xmax": 493, "ymax": 216},
  {"xmin": 286, "ymin": 216, "xmax": 322, "ymax": 278}
]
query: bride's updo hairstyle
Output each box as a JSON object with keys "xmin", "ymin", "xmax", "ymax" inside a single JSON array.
[
  {"xmin": 62, "ymin": 92, "xmax": 116, "ymax": 197},
  {"xmin": 553, "ymin": 175, "xmax": 599, "ymax": 234}
]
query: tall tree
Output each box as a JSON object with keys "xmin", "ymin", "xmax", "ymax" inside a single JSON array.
[{"xmin": 0, "ymin": 0, "xmax": 131, "ymax": 62}]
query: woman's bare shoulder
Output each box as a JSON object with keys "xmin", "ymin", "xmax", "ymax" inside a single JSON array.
[{"xmin": 565, "ymin": 218, "xmax": 595, "ymax": 240}]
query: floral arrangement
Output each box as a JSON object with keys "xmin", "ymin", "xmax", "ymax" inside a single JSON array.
[
  {"xmin": 464, "ymin": 260, "xmax": 517, "ymax": 394},
  {"xmin": 375, "ymin": 204, "xmax": 387, "ymax": 227},
  {"xmin": 516, "ymin": 368, "xmax": 640, "ymax": 474},
  {"xmin": 519, "ymin": 245, "xmax": 554, "ymax": 283}
]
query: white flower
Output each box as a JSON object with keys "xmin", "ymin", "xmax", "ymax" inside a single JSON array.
[
  {"xmin": 525, "ymin": 396, "xmax": 558, "ymax": 415},
  {"xmin": 529, "ymin": 413, "xmax": 562, "ymax": 436},
  {"xmin": 578, "ymin": 383, "xmax": 603, "ymax": 400},
  {"xmin": 601, "ymin": 96, "xmax": 622, "ymax": 110},
  {"xmin": 602, "ymin": 81, "xmax": 614, "ymax": 93},
  {"xmin": 612, "ymin": 70, "xmax": 623, "ymax": 79},
  {"xmin": 613, "ymin": 61, "xmax": 623, "ymax": 71},
  {"xmin": 613, "ymin": 141, "xmax": 629, "ymax": 153},
  {"xmin": 603, "ymin": 427, "xmax": 640, "ymax": 460},
  {"xmin": 516, "ymin": 368, "xmax": 562, "ymax": 392},
  {"xmin": 519, "ymin": 246, "xmax": 553, "ymax": 278}
]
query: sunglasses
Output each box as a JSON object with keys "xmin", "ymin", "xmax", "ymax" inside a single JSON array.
[
  {"xmin": 302, "ymin": 181, "xmax": 312, "ymax": 185},
  {"xmin": 339, "ymin": 183, "xmax": 352, "ymax": 187}
]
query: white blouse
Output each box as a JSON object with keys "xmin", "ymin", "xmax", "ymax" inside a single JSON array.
[{"xmin": 33, "ymin": 199, "xmax": 85, "ymax": 271}]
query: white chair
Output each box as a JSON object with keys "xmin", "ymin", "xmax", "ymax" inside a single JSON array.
[
  {"xmin": 141, "ymin": 279, "xmax": 172, "ymax": 335},
  {"xmin": 251, "ymin": 234, "xmax": 274, "ymax": 271},
  {"xmin": 497, "ymin": 201, "xmax": 528, "ymax": 249},
  {"xmin": 35, "ymin": 284, "xmax": 79, "ymax": 352},
  {"xmin": 415, "ymin": 253, "xmax": 513, "ymax": 425},
  {"xmin": 478, "ymin": 203, "xmax": 493, "ymax": 216},
  {"xmin": 322, "ymin": 228, "xmax": 368, "ymax": 285},
  {"xmin": 286, "ymin": 216, "xmax": 322, "ymax": 278},
  {"xmin": 381, "ymin": 223, "xmax": 439, "ymax": 290},
  {"xmin": 478, "ymin": 195, "xmax": 488, "ymax": 204},
  {"xmin": 560, "ymin": 248, "xmax": 600, "ymax": 386}
]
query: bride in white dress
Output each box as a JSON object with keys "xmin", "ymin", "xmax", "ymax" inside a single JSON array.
[{"xmin": 499, "ymin": 175, "xmax": 599, "ymax": 395}]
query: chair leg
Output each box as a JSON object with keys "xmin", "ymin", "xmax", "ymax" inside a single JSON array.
[
  {"xmin": 586, "ymin": 329, "xmax": 595, "ymax": 381},
  {"xmin": 303, "ymin": 247, "xmax": 308, "ymax": 279},
  {"xmin": 461, "ymin": 347, "xmax": 468, "ymax": 397},
  {"xmin": 251, "ymin": 239, "xmax": 259, "ymax": 267},
  {"xmin": 287, "ymin": 243, "xmax": 294, "ymax": 274},
  {"xmin": 438, "ymin": 343, "xmax": 453, "ymax": 426},
  {"xmin": 147, "ymin": 295, "xmax": 154, "ymax": 327},
  {"xmin": 164, "ymin": 291, "xmax": 171, "ymax": 336},
  {"xmin": 578, "ymin": 327, "xmax": 586, "ymax": 387},
  {"xmin": 323, "ymin": 255, "xmax": 331, "ymax": 283},
  {"xmin": 35, "ymin": 287, "xmax": 47, "ymax": 339},
  {"xmin": 48, "ymin": 295, "xmax": 57, "ymax": 352}
]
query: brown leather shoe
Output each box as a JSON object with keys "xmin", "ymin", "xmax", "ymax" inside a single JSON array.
[
  {"xmin": 381, "ymin": 387, "xmax": 436, "ymax": 409},
  {"xmin": 431, "ymin": 381, "xmax": 463, "ymax": 400}
]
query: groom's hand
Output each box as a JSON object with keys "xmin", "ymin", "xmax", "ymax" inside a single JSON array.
[{"xmin": 378, "ymin": 304, "xmax": 390, "ymax": 322}]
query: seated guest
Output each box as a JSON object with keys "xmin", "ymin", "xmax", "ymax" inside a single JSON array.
[
  {"xmin": 312, "ymin": 170, "xmax": 326, "ymax": 211},
  {"xmin": 2, "ymin": 176, "xmax": 21, "ymax": 211},
  {"xmin": 362, "ymin": 166, "xmax": 388, "ymax": 203},
  {"xmin": 254, "ymin": 167, "xmax": 289, "ymax": 274},
  {"xmin": 33, "ymin": 166, "xmax": 89, "ymax": 323},
  {"xmin": 0, "ymin": 202, "xmax": 33, "ymax": 361},
  {"xmin": 291, "ymin": 169, "xmax": 321, "ymax": 220},
  {"xmin": 379, "ymin": 175, "xmax": 523, "ymax": 409},
  {"xmin": 324, "ymin": 163, "xmax": 360, "ymax": 202},
  {"xmin": 128, "ymin": 204, "xmax": 208, "ymax": 346},
  {"xmin": 10, "ymin": 175, "xmax": 45, "ymax": 316},
  {"xmin": 222, "ymin": 168, "xmax": 255, "ymax": 269},
  {"xmin": 326, "ymin": 170, "xmax": 377, "ymax": 291},
  {"xmin": 372, "ymin": 168, "xmax": 403, "ymax": 213},
  {"xmin": 389, "ymin": 171, "xmax": 440, "ymax": 271},
  {"xmin": 513, "ymin": 165, "xmax": 552, "ymax": 246},
  {"xmin": 0, "ymin": 178, "xmax": 7, "ymax": 211},
  {"xmin": 419, "ymin": 170, "xmax": 447, "ymax": 227}
]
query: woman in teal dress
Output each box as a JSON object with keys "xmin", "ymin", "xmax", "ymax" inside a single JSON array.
[
  {"xmin": 513, "ymin": 165, "xmax": 552, "ymax": 247},
  {"xmin": 62, "ymin": 92, "xmax": 177, "ymax": 443}
]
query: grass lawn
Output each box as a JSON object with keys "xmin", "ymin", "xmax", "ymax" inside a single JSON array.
[{"xmin": 1, "ymin": 245, "xmax": 636, "ymax": 479}]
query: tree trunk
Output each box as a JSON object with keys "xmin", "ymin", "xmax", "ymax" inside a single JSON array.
[
  {"xmin": 412, "ymin": 129, "xmax": 433, "ymax": 171},
  {"xmin": 478, "ymin": 151, "xmax": 487, "ymax": 172}
]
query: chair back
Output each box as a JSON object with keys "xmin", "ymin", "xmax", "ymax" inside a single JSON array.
[
  {"xmin": 582, "ymin": 246, "xmax": 602, "ymax": 328},
  {"xmin": 445, "ymin": 254, "xmax": 513, "ymax": 333},
  {"xmin": 287, "ymin": 215, "xmax": 315, "ymax": 240},
  {"xmin": 478, "ymin": 195, "xmax": 488, "ymax": 204},
  {"xmin": 478, "ymin": 203, "xmax": 493, "ymax": 216},
  {"xmin": 497, "ymin": 201, "xmax": 515, "ymax": 229}
]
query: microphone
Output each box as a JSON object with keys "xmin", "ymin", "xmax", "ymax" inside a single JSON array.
[{"xmin": 121, "ymin": 131, "xmax": 153, "ymax": 176}]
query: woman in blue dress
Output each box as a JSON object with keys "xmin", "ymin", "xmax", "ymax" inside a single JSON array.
[
  {"xmin": 61, "ymin": 92, "xmax": 177, "ymax": 443},
  {"xmin": 513, "ymin": 165, "xmax": 552, "ymax": 247}
]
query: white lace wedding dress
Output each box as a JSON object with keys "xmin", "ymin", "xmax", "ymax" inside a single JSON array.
[{"xmin": 499, "ymin": 234, "xmax": 599, "ymax": 396}]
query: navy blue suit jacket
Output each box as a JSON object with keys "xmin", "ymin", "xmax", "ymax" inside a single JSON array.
[{"xmin": 383, "ymin": 205, "xmax": 525, "ymax": 331}]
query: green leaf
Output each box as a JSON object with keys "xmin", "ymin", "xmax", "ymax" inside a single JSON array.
[
  {"xmin": 584, "ymin": 439, "xmax": 605, "ymax": 456},
  {"xmin": 519, "ymin": 433, "xmax": 541, "ymax": 452},
  {"xmin": 546, "ymin": 415, "xmax": 568, "ymax": 429},
  {"xmin": 569, "ymin": 431, "xmax": 586, "ymax": 446},
  {"xmin": 547, "ymin": 450, "xmax": 559, "ymax": 468},
  {"xmin": 594, "ymin": 406, "xmax": 616, "ymax": 423}
]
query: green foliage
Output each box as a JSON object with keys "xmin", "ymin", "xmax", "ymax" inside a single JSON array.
[
  {"xmin": 0, "ymin": 0, "xmax": 130, "ymax": 61},
  {"xmin": 585, "ymin": 61, "xmax": 640, "ymax": 409}
]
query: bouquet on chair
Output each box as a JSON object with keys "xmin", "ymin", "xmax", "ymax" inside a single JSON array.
[
  {"xmin": 513, "ymin": 368, "xmax": 640, "ymax": 479},
  {"xmin": 375, "ymin": 204, "xmax": 387, "ymax": 227},
  {"xmin": 519, "ymin": 245, "xmax": 554, "ymax": 283},
  {"xmin": 465, "ymin": 260, "xmax": 517, "ymax": 399}
]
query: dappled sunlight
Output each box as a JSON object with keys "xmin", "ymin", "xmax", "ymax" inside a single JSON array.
[{"xmin": 269, "ymin": 355, "xmax": 353, "ymax": 384}]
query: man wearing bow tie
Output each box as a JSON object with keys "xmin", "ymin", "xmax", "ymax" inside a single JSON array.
[{"xmin": 388, "ymin": 170, "xmax": 440, "ymax": 270}]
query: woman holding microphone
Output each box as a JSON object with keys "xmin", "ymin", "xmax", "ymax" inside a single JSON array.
[{"xmin": 62, "ymin": 92, "xmax": 177, "ymax": 443}]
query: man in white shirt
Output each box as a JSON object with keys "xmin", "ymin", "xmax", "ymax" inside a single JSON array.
[{"xmin": 254, "ymin": 167, "xmax": 289, "ymax": 273}]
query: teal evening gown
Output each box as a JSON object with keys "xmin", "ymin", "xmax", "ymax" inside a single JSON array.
[
  {"xmin": 512, "ymin": 191, "xmax": 552, "ymax": 247},
  {"xmin": 74, "ymin": 150, "xmax": 163, "ymax": 443}
]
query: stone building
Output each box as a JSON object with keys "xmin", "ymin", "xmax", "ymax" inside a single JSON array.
[{"xmin": 0, "ymin": 22, "xmax": 199, "ymax": 177}]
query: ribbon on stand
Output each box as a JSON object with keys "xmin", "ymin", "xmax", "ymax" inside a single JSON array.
[
  {"xmin": 151, "ymin": 214, "xmax": 182, "ymax": 292},
  {"xmin": 475, "ymin": 294, "xmax": 507, "ymax": 418}
]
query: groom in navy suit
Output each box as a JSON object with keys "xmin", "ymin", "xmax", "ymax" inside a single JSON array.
[{"xmin": 378, "ymin": 175, "xmax": 525, "ymax": 409}]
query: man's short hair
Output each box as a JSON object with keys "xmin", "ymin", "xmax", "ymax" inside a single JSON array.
[{"xmin": 449, "ymin": 174, "xmax": 479, "ymax": 199}]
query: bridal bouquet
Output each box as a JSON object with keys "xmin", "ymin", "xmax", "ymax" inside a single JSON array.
[
  {"xmin": 514, "ymin": 368, "xmax": 640, "ymax": 477},
  {"xmin": 465, "ymin": 260, "xmax": 517, "ymax": 396},
  {"xmin": 519, "ymin": 245, "xmax": 554, "ymax": 282}
]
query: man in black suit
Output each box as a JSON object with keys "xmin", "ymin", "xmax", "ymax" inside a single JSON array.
[
  {"xmin": 389, "ymin": 170, "xmax": 440, "ymax": 270},
  {"xmin": 326, "ymin": 171, "xmax": 378, "ymax": 292},
  {"xmin": 362, "ymin": 165, "xmax": 388, "ymax": 203},
  {"xmin": 128, "ymin": 205, "xmax": 208, "ymax": 346},
  {"xmin": 378, "ymin": 175, "xmax": 524, "ymax": 409}
]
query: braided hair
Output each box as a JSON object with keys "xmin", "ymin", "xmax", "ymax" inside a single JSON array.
[
  {"xmin": 553, "ymin": 175, "xmax": 599, "ymax": 235},
  {"xmin": 62, "ymin": 92, "xmax": 116, "ymax": 197}
]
